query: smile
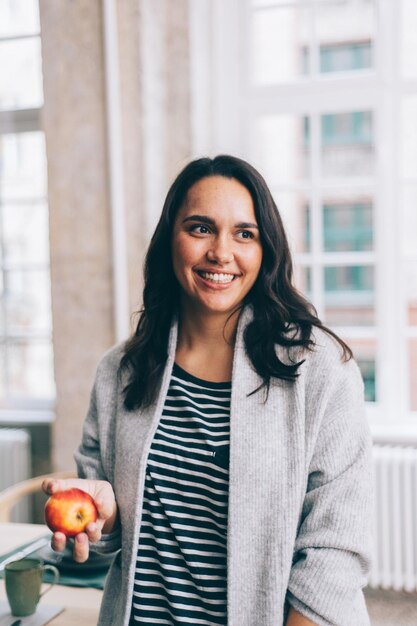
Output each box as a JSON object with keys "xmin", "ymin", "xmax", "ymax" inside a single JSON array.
[{"xmin": 196, "ymin": 271, "xmax": 237, "ymax": 284}]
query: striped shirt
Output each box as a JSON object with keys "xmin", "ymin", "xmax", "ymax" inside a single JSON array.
[{"xmin": 130, "ymin": 363, "xmax": 231, "ymax": 625}]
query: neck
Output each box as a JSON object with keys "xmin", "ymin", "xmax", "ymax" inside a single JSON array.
[{"xmin": 177, "ymin": 305, "xmax": 241, "ymax": 351}]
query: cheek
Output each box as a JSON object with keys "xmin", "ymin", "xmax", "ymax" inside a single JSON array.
[
  {"xmin": 243, "ymin": 246, "xmax": 263, "ymax": 278},
  {"xmin": 172, "ymin": 236, "xmax": 201, "ymax": 277}
]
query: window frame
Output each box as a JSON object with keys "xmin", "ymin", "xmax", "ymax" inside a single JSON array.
[
  {"xmin": 189, "ymin": 0, "xmax": 417, "ymax": 440},
  {"xmin": 0, "ymin": 14, "xmax": 54, "ymax": 417}
]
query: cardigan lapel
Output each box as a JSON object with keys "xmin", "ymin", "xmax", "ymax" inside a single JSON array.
[
  {"xmin": 227, "ymin": 307, "xmax": 306, "ymax": 625},
  {"xmin": 116, "ymin": 319, "xmax": 179, "ymax": 626}
]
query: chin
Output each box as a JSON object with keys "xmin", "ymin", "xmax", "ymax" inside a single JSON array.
[{"xmin": 197, "ymin": 300, "xmax": 242, "ymax": 317}]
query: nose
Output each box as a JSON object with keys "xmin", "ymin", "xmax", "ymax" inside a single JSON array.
[{"xmin": 206, "ymin": 236, "xmax": 234, "ymax": 265}]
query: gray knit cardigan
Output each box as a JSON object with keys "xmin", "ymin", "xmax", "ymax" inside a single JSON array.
[{"xmin": 74, "ymin": 306, "xmax": 373, "ymax": 626}]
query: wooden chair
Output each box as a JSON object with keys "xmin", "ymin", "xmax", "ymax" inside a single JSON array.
[{"xmin": 0, "ymin": 471, "xmax": 76, "ymax": 522}]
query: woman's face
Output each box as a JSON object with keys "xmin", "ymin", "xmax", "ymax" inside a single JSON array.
[{"xmin": 171, "ymin": 175, "xmax": 263, "ymax": 319}]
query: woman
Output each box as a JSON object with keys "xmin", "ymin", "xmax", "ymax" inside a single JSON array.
[{"xmin": 43, "ymin": 155, "xmax": 373, "ymax": 626}]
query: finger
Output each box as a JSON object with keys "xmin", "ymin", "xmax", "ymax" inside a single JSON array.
[
  {"xmin": 73, "ymin": 533, "xmax": 89, "ymax": 563},
  {"xmin": 51, "ymin": 531, "xmax": 66, "ymax": 552},
  {"xmin": 94, "ymin": 497, "xmax": 114, "ymax": 521},
  {"xmin": 42, "ymin": 478, "xmax": 57, "ymax": 494},
  {"xmin": 85, "ymin": 521, "xmax": 101, "ymax": 543},
  {"xmin": 42, "ymin": 478, "xmax": 67, "ymax": 495}
]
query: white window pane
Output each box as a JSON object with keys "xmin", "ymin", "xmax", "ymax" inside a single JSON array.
[
  {"xmin": 314, "ymin": 1, "xmax": 375, "ymax": 74},
  {"xmin": 274, "ymin": 191, "xmax": 310, "ymax": 254},
  {"xmin": 401, "ymin": 0, "xmax": 417, "ymax": 79},
  {"xmin": 0, "ymin": 270, "xmax": 4, "ymax": 330},
  {"xmin": 401, "ymin": 186, "xmax": 417, "ymax": 256},
  {"xmin": 348, "ymin": 338, "xmax": 376, "ymax": 402},
  {"xmin": 322, "ymin": 194, "xmax": 374, "ymax": 252},
  {"xmin": 251, "ymin": 6, "xmax": 311, "ymax": 84},
  {"xmin": 324, "ymin": 265, "xmax": 375, "ymax": 326},
  {"xmin": 251, "ymin": 2, "xmax": 376, "ymax": 10},
  {"xmin": 0, "ymin": 38, "xmax": 43, "ymax": 111},
  {"xmin": 294, "ymin": 265, "xmax": 311, "ymax": 300},
  {"xmin": 8, "ymin": 340, "xmax": 55, "ymax": 399},
  {"xmin": 409, "ymin": 339, "xmax": 417, "ymax": 412},
  {"xmin": 253, "ymin": 115, "xmax": 310, "ymax": 184},
  {"xmin": 405, "ymin": 263, "xmax": 417, "ymax": 326},
  {"xmin": 0, "ymin": 132, "xmax": 47, "ymax": 200},
  {"xmin": 251, "ymin": 0, "xmax": 296, "ymax": 6},
  {"xmin": 0, "ymin": 341, "xmax": 5, "ymax": 396},
  {"xmin": 0, "ymin": 0, "xmax": 40, "ymax": 37},
  {"xmin": 321, "ymin": 110, "xmax": 375, "ymax": 177},
  {"xmin": 3, "ymin": 201, "xmax": 49, "ymax": 265},
  {"xmin": 5, "ymin": 270, "xmax": 52, "ymax": 333},
  {"xmin": 401, "ymin": 96, "xmax": 417, "ymax": 181}
]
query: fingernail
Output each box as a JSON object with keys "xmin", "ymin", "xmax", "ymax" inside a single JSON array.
[{"xmin": 76, "ymin": 534, "xmax": 85, "ymax": 543}]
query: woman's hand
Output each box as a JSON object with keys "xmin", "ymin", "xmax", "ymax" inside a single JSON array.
[
  {"xmin": 42, "ymin": 477, "xmax": 118, "ymax": 563},
  {"xmin": 286, "ymin": 607, "xmax": 318, "ymax": 626}
]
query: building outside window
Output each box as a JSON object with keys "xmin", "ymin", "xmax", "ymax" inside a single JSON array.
[
  {"xmin": 0, "ymin": 0, "xmax": 54, "ymax": 415},
  {"xmin": 320, "ymin": 40, "xmax": 372, "ymax": 73}
]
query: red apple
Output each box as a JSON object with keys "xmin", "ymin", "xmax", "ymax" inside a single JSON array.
[{"xmin": 44, "ymin": 488, "xmax": 98, "ymax": 537}]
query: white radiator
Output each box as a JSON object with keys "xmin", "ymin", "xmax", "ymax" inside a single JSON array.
[
  {"xmin": 0, "ymin": 428, "xmax": 31, "ymax": 522},
  {"xmin": 369, "ymin": 445, "xmax": 417, "ymax": 592}
]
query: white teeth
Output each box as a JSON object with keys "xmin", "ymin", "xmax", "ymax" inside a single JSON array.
[{"xmin": 200, "ymin": 272, "xmax": 235, "ymax": 284}]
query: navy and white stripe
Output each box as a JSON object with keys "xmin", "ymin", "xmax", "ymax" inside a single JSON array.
[{"xmin": 130, "ymin": 363, "xmax": 231, "ymax": 625}]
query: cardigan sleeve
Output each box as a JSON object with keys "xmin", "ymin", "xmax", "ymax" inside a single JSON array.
[
  {"xmin": 286, "ymin": 359, "xmax": 373, "ymax": 626},
  {"xmin": 74, "ymin": 370, "xmax": 122, "ymax": 554}
]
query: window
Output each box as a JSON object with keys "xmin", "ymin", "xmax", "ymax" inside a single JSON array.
[
  {"xmin": 303, "ymin": 40, "xmax": 373, "ymax": 74},
  {"xmin": 249, "ymin": 0, "xmax": 378, "ymax": 401},
  {"xmin": 323, "ymin": 201, "xmax": 373, "ymax": 252},
  {"xmin": 321, "ymin": 111, "xmax": 373, "ymax": 146},
  {"xmin": 0, "ymin": 0, "xmax": 54, "ymax": 411},
  {"xmin": 358, "ymin": 358, "xmax": 376, "ymax": 402},
  {"xmin": 320, "ymin": 41, "xmax": 372, "ymax": 73},
  {"xmin": 191, "ymin": 0, "xmax": 417, "ymax": 431},
  {"xmin": 249, "ymin": 0, "xmax": 376, "ymax": 83}
]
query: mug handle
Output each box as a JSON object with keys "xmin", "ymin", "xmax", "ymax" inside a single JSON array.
[{"xmin": 40, "ymin": 564, "xmax": 60, "ymax": 597}]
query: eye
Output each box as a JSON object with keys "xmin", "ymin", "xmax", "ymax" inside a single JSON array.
[
  {"xmin": 237, "ymin": 230, "xmax": 255, "ymax": 240},
  {"xmin": 189, "ymin": 224, "xmax": 211, "ymax": 235}
]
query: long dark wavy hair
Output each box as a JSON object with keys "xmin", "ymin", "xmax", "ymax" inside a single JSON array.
[{"xmin": 120, "ymin": 155, "xmax": 352, "ymax": 410}]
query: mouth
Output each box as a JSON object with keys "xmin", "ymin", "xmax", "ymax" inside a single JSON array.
[{"xmin": 194, "ymin": 270, "xmax": 239, "ymax": 285}]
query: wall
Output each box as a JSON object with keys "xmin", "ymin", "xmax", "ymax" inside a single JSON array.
[{"xmin": 39, "ymin": 0, "xmax": 191, "ymax": 471}]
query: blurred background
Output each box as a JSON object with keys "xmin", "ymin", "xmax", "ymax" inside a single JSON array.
[{"xmin": 0, "ymin": 0, "xmax": 416, "ymax": 621}]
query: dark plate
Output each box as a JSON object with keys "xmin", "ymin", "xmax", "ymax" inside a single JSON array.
[{"xmin": 37, "ymin": 543, "xmax": 116, "ymax": 573}]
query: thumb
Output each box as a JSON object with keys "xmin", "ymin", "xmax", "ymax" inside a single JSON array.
[{"xmin": 94, "ymin": 497, "xmax": 114, "ymax": 521}]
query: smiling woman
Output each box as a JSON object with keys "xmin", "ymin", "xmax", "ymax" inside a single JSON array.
[
  {"xmin": 171, "ymin": 176, "xmax": 263, "ymax": 382},
  {"xmin": 43, "ymin": 155, "xmax": 373, "ymax": 626}
]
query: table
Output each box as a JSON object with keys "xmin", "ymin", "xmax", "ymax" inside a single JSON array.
[{"xmin": 0, "ymin": 523, "xmax": 102, "ymax": 625}]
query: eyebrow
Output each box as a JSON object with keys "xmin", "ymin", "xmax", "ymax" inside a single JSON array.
[{"xmin": 182, "ymin": 214, "xmax": 259, "ymax": 229}]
